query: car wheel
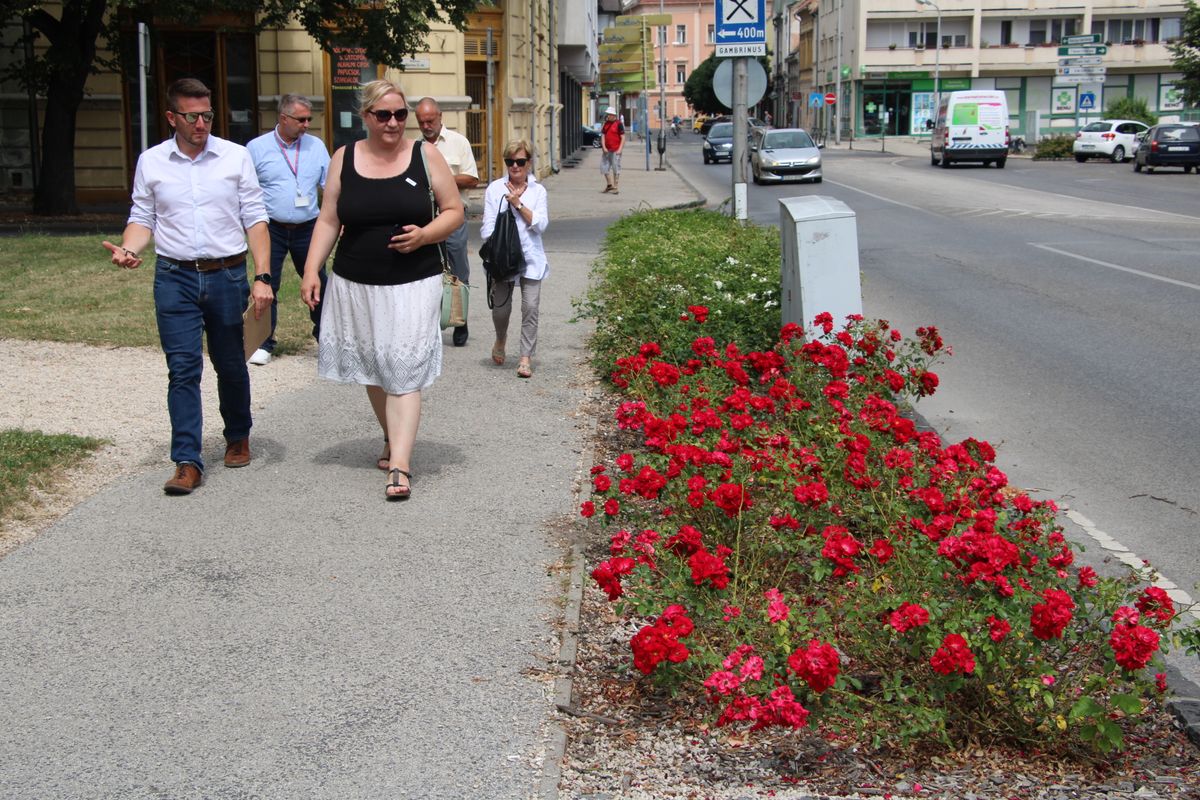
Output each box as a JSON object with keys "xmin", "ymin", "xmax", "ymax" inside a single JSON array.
[
  {"xmin": 1133, "ymin": 161, "xmax": 1142, "ymax": 172},
  {"xmin": 813, "ymin": 177, "xmax": 823, "ymax": 184},
  {"xmin": 1146, "ymin": 166, "xmax": 1155, "ymax": 173},
  {"xmin": 996, "ymin": 157, "xmax": 1006, "ymax": 169},
  {"xmin": 939, "ymin": 154, "xmax": 951, "ymax": 168},
  {"xmin": 1110, "ymin": 146, "xmax": 1125, "ymax": 163},
  {"xmin": 752, "ymin": 166, "xmax": 762, "ymax": 184},
  {"xmin": 931, "ymin": 151, "xmax": 938, "ymax": 166},
  {"xmin": 1186, "ymin": 165, "xmax": 1196, "ymax": 174},
  {"xmin": 703, "ymin": 154, "xmax": 711, "ymax": 164},
  {"xmin": 1074, "ymin": 155, "xmax": 1087, "ymax": 163}
]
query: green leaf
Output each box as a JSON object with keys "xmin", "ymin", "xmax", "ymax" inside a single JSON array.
[
  {"xmin": 1069, "ymin": 696, "xmax": 1104, "ymax": 721},
  {"xmin": 1111, "ymin": 694, "xmax": 1144, "ymax": 715}
]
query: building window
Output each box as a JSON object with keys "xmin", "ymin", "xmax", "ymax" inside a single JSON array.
[
  {"xmin": 1049, "ymin": 18, "xmax": 1078, "ymax": 43},
  {"xmin": 1161, "ymin": 17, "xmax": 1182, "ymax": 41},
  {"xmin": 675, "ymin": 24, "xmax": 686, "ymax": 44},
  {"xmin": 657, "ymin": 61, "xmax": 667, "ymax": 84},
  {"xmin": 1028, "ymin": 20, "xmax": 1047, "ymax": 45},
  {"xmin": 1000, "ymin": 20, "xmax": 1012, "ymax": 45},
  {"xmin": 707, "ymin": 23, "xmax": 715, "ymax": 44},
  {"xmin": 675, "ymin": 63, "xmax": 687, "ymax": 84},
  {"xmin": 908, "ymin": 24, "xmax": 938, "ymax": 48}
]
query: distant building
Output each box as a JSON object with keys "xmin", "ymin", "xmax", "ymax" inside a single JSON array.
[{"xmin": 772, "ymin": 0, "xmax": 1198, "ymax": 140}]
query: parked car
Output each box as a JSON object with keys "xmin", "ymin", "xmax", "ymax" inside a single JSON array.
[
  {"xmin": 581, "ymin": 123, "xmax": 602, "ymax": 148},
  {"xmin": 930, "ymin": 90, "xmax": 1009, "ymax": 168},
  {"xmin": 1073, "ymin": 119, "xmax": 1148, "ymax": 163},
  {"xmin": 702, "ymin": 121, "xmax": 735, "ymax": 164},
  {"xmin": 749, "ymin": 127, "xmax": 823, "ymax": 184},
  {"xmin": 1133, "ymin": 123, "xmax": 1200, "ymax": 173},
  {"xmin": 700, "ymin": 115, "xmax": 729, "ymax": 136}
]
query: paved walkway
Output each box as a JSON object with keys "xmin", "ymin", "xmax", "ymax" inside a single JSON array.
[{"xmin": 0, "ymin": 149, "xmax": 702, "ymax": 799}]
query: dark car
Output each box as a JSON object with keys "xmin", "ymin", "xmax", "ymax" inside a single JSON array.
[
  {"xmin": 581, "ymin": 123, "xmax": 602, "ymax": 148},
  {"xmin": 702, "ymin": 121, "xmax": 735, "ymax": 164},
  {"xmin": 1133, "ymin": 124, "xmax": 1200, "ymax": 173},
  {"xmin": 699, "ymin": 115, "xmax": 729, "ymax": 136}
]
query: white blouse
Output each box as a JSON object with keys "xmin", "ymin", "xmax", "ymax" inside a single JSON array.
[{"xmin": 480, "ymin": 177, "xmax": 550, "ymax": 281}]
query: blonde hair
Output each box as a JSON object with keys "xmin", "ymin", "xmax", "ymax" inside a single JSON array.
[
  {"xmin": 357, "ymin": 79, "xmax": 406, "ymax": 116},
  {"xmin": 502, "ymin": 140, "xmax": 533, "ymax": 161}
]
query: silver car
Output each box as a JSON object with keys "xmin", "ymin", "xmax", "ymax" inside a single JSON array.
[{"xmin": 750, "ymin": 127, "xmax": 823, "ymax": 184}]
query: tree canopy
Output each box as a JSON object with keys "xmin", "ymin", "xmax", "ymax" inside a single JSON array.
[
  {"xmin": 1169, "ymin": 0, "xmax": 1200, "ymax": 107},
  {"xmin": 683, "ymin": 52, "xmax": 772, "ymax": 115},
  {"xmin": 0, "ymin": 0, "xmax": 482, "ymax": 213}
]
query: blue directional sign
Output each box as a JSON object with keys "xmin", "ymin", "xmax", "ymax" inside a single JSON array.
[{"xmin": 715, "ymin": 0, "xmax": 767, "ymax": 57}]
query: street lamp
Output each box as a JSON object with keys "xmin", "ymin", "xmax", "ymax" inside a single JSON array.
[{"xmin": 916, "ymin": 0, "xmax": 941, "ymax": 114}]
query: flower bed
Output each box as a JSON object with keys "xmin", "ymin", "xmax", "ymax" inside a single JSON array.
[{"xmin": 575, "ymin": 210, "xmax": 1195, "ymax": 756}]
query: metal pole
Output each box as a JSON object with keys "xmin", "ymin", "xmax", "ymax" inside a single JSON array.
[
  {"xmin": 834, "ymin": 0, "xmax": 842, "ymax": 144},
  {"xmin": 138, "ymin": 23, "xmax": 149, "ymax": 153},
  {"xmin": 732, "ymin": 57, "xmax": 748, "ymax": 221},
  {"xmin": 486, "ymin": 28, "xmax": 495, "ymax": 183},
  {"xmin": 658, "ymin": 0, "xmax": 667, "ymax": 169}
]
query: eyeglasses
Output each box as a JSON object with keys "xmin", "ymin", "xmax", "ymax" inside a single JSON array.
[
  {"xmin": 504, "ymin": 158, "xmax": 529, "ymax": 167},
  {"xmin": 175, "ymin": 111, "xmax": 215, "ymax": 124},
  {"xmin": 367, "ymin": 108, "xmax": 408, "ymax": 124},
  {"xmin": 282, "ymin": 112, "xmax": 312, "ymax": 124}
]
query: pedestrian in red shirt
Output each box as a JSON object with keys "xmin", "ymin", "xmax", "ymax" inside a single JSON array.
[{"xmin": 600, "ymin": 106, "xmax": 626, "ymax": 195}]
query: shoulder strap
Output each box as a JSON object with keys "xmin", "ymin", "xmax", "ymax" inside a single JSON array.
[{"xmin": 418, "ymin": 142, "xmax": 450, "ymax": 275}]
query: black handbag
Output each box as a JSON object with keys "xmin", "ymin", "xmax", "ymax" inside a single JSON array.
[{"xmin": 479, "ymin": 200, "xmax": 525, "ymax": 283}]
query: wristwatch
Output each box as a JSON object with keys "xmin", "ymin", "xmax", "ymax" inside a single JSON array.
[{"xmin": 254, "ymin": 273, "xmax": 271, "ymax": 285}]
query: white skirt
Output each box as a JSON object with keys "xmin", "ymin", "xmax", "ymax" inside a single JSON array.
[{"xmin": 317, "ymin": 272, "xmax": 443, "ymax": 394}]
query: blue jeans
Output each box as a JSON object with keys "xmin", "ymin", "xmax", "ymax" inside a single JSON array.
[
  {"xmin": 444, "ymin": 220, "xmax": 470, "ymax": 285},
  {"xmin": 264, "ymin": 219, "xmax": 326, "ymax": 352},
  {"xmin": 154, "ymin": 259, "xmax": 253, "ymax": 471}
]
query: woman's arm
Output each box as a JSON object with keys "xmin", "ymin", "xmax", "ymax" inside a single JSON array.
[
  {"xmin": 300, "ymin": 145, "xmax": 345, "ymax": 310},
  {"xmin": 520, "ymin": 183, "xmax": 549, "ymax": 235},
  {"xmin": 389, "ymin": 142, "xmax": 464, "ymax": 254}
]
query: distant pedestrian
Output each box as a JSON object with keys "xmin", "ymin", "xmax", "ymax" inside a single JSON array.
[
  {"xmin": 481, "ymin": 140, "xmax": 549, "ymax": 379},
  {"xmin": 246, "ymin": 93, "xmax": 331, "ymax": 366},
  {"xmin": 764, "ymin": 110, "xmax": 773, "ymax": 127},
  {"xmin": 102, "ymin": 77, "xmax": 272, "ymax": 495},
  {"xmin": 299, "ymin": 79, "xmax": 463, "ymax": 501},
  {"xmin": 600, "ymin": 106, "xmax": 625, "ymax": 195},
  {"xmin": 414, "ymin": 97, "xmax": 480, "ymax": 347}
]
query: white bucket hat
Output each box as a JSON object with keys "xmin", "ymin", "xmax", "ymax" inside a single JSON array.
[{"xmin": 604, "ymin": 106, "xmax": 617, "ymax": 116}]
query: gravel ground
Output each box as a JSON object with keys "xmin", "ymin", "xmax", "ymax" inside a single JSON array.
[{"xmin": 0, "ymin": 338, "xmax": 316, "ymax": 555}]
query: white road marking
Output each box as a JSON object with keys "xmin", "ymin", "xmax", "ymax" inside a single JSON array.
[
  {"xmin": 1030, "ymin": 243, "xmax": 1200, "ymax": 292},
  {"xmin": 1065, "ymin": 508, "xmax": 1199, "ymax": 621}
]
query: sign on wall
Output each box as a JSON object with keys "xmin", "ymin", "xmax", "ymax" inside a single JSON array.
[
  {"xmin": 1052, "ymin": 87, "xmax": 1076, "ymax": 114},
  {"xmin": 1160, "ymin": 84, "xmax": 1184, "ymax": 111}
]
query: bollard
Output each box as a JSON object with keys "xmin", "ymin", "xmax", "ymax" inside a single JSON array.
[{"xmin": 778, "ymin": 195, "xmax": 863, "ymax": 338}]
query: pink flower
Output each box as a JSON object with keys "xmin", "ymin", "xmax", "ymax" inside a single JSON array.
[{"xmin": 764, "ymin": 588, "xmax": 791, "ymax": 623}]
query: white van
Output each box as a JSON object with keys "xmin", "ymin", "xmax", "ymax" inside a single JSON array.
[{"xmin": 930, "ymin": 90, "xmax": 1010, "ymax": 168}]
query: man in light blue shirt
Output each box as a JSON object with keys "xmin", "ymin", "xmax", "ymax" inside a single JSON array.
[
  {"xmin": 246, "ymin": 94, "xmax": 331, "ymax": 365},
  {"xmin": 103, "ymin": 78, "xmax": 271, "ymax": 495}
]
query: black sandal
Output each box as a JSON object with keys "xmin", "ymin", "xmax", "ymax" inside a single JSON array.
[{"xmin": 385, "ymin": 468, "xmax": 412, "ymax": 501}]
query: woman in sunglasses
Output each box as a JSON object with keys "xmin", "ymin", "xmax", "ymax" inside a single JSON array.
[
  {"xmin": 480, "ymin": 140, "xmax": 549, "ymax": 378},
  {"xmin": 300, "ymin": 79, "xmax": 463, "ymax": 500}
]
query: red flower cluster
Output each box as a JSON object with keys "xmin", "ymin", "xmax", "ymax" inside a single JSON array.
[
  {"xmin": 888, "ymin": 602, "xmax": 930, "ymax": 633},
  {"xmin": 1109, "ymin": 607, "xmax": 1160, "ymax": 671},
  {"xmin": 787, "ymin": 639, "xmax": 841, "ymax": 693},
  {"xmin": 591, "ymin": 556, "xmax": 636, "ymax": 601},
  {"xmin": 1030, "ymin": 588, "xmax": 1075, "ymax": 640},
  {"xmin": 1135, "ymin": 586, "xmax": 1175, "ymax": 626},
  {"xmin": 821, "ymin": 525, "xmax": 863, "ymax": 576},
  {"xmin": 987, "ymin": 614, "xmax": 1012, "ymax": 642},
  {"xmin": 930, "ymin": 633, "xmax": 975, "ymax": 675},
  {"xmin": 630, "ymin": 604, "xmax": 694, "ymax": 675},
  {"xmin": 689, "ymin": 545, "xmax": 732, "ymax": 589}
]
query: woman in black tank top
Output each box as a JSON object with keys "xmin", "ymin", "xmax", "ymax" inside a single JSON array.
[{"xmin": 299, "ymin": 79, "xmax": 464, "ymax": 501}]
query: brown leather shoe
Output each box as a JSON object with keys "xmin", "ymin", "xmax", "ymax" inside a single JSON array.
[
  {"xmin": 163, "ymin": 463, "xmax": 203, "ymax": 495},
  {"xmin": 224, "ymin": 438, "xmax": 251, "ymax": 468}
]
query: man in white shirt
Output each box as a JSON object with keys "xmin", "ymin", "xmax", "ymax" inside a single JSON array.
[
  {"xmin": 246, "ymin": 94, "xmax": 331, "ymax": 365},
  {"xmin": 415, "ymin": 97, "xmax": 479, "ymax": 347},
  {"xmin": 103, "ymin": 78, "xmax": 272, "ymax": 495}
]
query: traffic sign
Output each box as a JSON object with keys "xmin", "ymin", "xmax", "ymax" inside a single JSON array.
[
  {"xmin": 825, "ymin": 92, "xmax": 837, "ymax": 106},
  {"xmin": 1058, "ymin": 55, "xmax": 1104, "ymax": 67},
  {"xmin": 1058, "ymin": 45, "xmax": 1107, "ymax": 56},
  {"xmin": 1056, "ymin": 66, "xmax": 1106, "ymax": 77},
  {"xmin": 1062, "ymin": 33, "xmax": 1102, "ymax": 45},
  {"xmin": 808, "ymin": 92, "xmax": 823, "ymax": 108},
  {"xmin": 715, "ymin": 0, "xmax": 767, "ymax": 57},
  {"xmin": 1056, "ymin": 75, "xmax": 1103, "ymax": 84},
  {"xmin": 1079, "ymin": 92, "xmax": 1096, "ymax": 110},
  {"xmin": 617, "ymin": 13, "xmax": 673, "ymax": 26}
]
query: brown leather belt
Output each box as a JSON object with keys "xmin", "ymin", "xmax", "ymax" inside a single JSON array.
[
  {"xmin": 164, "ymin": 251, "xmax": 247, "ymax": 271},
  {"xmin": 269, "ymin": 219, "xmax": 316, "ymax": 230}
]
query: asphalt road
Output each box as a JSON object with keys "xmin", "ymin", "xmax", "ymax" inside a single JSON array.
[{"xmin": 674, "ymin": 133, "xmax": 1200, "ymax": 686}]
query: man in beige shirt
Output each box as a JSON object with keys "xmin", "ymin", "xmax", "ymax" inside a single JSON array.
[{"xmin": 415, "ymin": 98, "xmax": 480, "ymax": 347}]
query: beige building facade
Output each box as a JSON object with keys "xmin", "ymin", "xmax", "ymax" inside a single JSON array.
[{"xmin": 0, "ymin": 1, "xmax": 600, "ymax": 202}]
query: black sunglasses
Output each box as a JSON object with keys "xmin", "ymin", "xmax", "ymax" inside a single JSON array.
[
  {"xmin": 504, "ymin": 158, "xmax": 529, "ymax": 167},
  {"xmin": 282, "ymin": 112, "xmax": 312, "ymax": 124},
  {"xmin": 367, "ymin": 108, "xmax": 408, "ymax": 123},
  {"xmin": 175, "ymin": 111, "xmax": 215, "ymax": 124}
]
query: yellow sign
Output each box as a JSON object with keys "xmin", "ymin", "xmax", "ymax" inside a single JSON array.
[{"xmin": 602, "ymin": 27, "xmax": 644, "ymax": 44}]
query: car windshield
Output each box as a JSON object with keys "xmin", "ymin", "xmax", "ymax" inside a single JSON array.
[
  {"xmin": 763, "ymin": 131, "xmax": 815, "ymax": 149},
  {"xmin": 709, "ymin": 123, "xmax": 733, "ymax": 137},
  {"xmin": 1082, "ymin": 122, "xmax": 1113, "ymax": 132}
]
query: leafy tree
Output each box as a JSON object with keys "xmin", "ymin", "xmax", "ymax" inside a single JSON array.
[
  {"xmin": 1103, "ymin": 96, "xmax": 1157, "ymax": 125},
  {"xmin": 0, "ymin": 0, "xmax": 481, "ymax": 215},
  {"xmin": 1169, "ymin": 0, "xmax": 1200, "ymax": 107},
  {"xmin": 683, "ymin": 51, "xmax": 772, "ymax": 116}
]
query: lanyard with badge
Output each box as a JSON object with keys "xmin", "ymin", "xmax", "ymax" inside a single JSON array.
[{"xmin": 275, "ymin": 130, "xmax": 310, "ymax": 208}]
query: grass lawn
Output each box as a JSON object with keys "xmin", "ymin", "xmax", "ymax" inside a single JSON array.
[{"xmin": 0, "ymin": 429, "xmax": 106, "ymax": 522}]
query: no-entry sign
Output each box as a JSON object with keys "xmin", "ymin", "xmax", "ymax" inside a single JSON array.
[{"xmin": 824, "ymin": 92, "xmax": 837, "ymax": 105}]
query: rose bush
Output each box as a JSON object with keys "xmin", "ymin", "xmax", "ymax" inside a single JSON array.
[{"xmin": 577, "ymin": 212, "xmax": 1190, "ymax": 754}]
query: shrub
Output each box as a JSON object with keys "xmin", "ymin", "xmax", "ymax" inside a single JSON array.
[
  {"xmin": 583, "ymin": 313, "xmax": 1187, "ymax": 755},
  {"xmin": 1103, "ymin": 97, "xmax": 1158, "ymax": 126},
  {"xmin": 574, "ymin": 209, "xmax": 781, "ymax": 375},
  {"xmin": 1032, "ymin": 134, "xmax": 1075, "ymax": 160}
]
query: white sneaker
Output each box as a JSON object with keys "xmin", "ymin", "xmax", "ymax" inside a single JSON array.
[{"xmin": 248, "ymin": 348, "xmax": 272, "ymax": 366}]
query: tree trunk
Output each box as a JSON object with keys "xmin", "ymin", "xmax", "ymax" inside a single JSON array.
[
  {"xmin": 30, "ymin": 0, "xmax": 108, "ymax": 216},
  {"xmin": 33, "ymin": 72, "xmax": 85, "ymax": 215}
]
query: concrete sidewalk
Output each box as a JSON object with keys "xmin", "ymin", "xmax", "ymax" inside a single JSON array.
[{"xmin": 0, "ymin": 149, "xmax": 702, "ymax": 798}]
